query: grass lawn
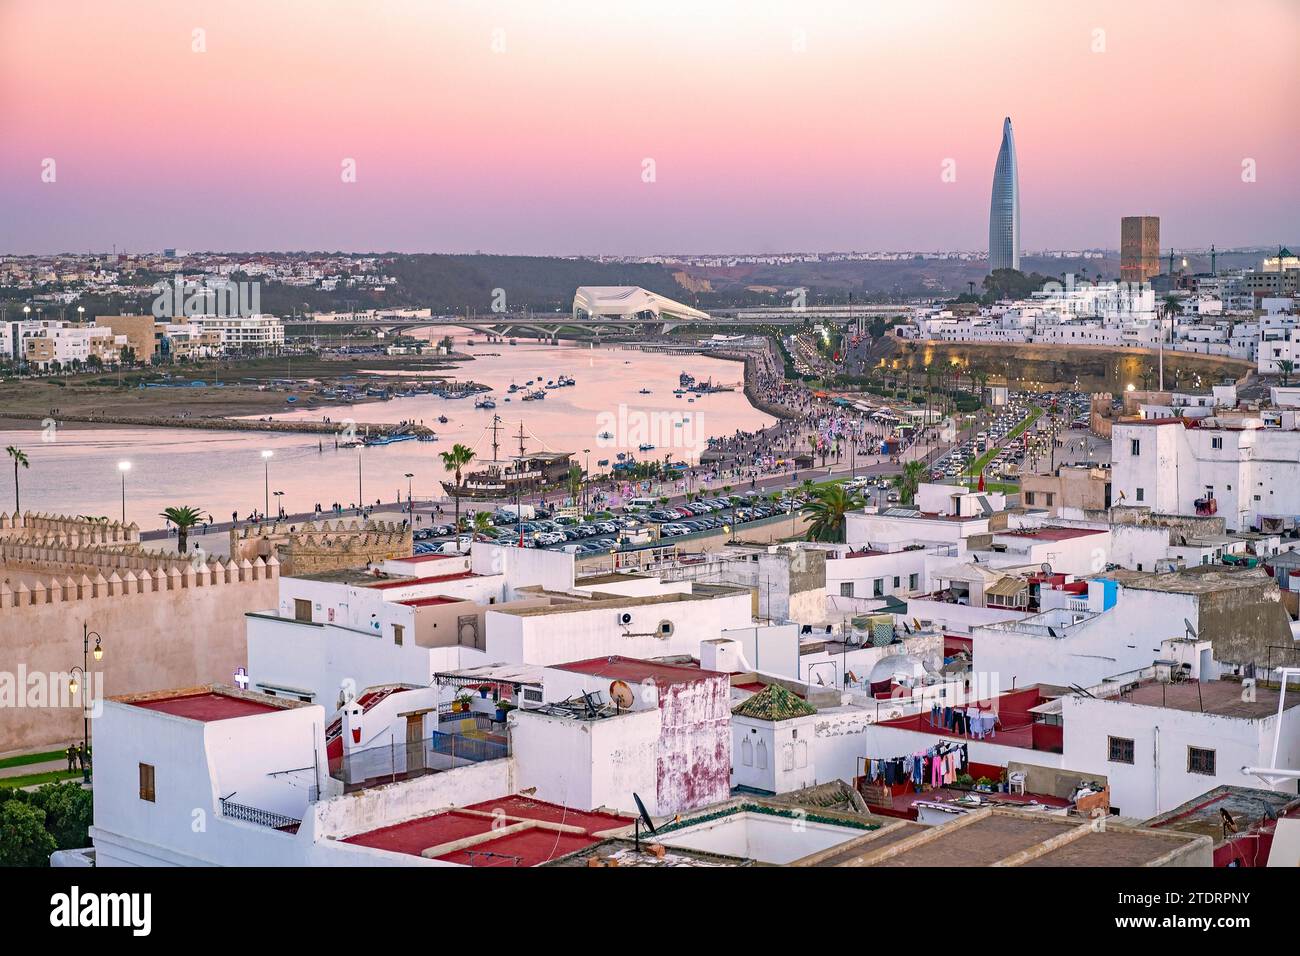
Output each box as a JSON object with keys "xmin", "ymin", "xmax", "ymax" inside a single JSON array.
[
  {"xmin": 0, "ymin": 749, "xmax": 66, "ymax": 771},
  {"xmin": 0, "ymin": 769, "xmax": 84, "ymax": 790}
]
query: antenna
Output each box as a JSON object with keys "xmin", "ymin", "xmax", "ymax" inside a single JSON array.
[{"xmin": 1184, "ymin": 618, "xmax": 1198, "ymax": 640}]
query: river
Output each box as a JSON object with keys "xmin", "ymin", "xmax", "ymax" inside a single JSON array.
[{"xmin": 0, "ymin": 344, "xmax": 776, "ymax": 528}]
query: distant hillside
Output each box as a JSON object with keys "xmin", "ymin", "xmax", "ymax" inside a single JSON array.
[{"xmin": 379, "ymin": 254, "xmax": 690, "ymax": 311}]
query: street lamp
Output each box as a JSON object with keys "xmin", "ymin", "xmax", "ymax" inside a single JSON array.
[
  {"xmin": 273, "ymin": 490, "xmax": 285, "ymax": 518},
  {"xmin": 67, "ymin": 625, "xmax": 103, "ymax": 784},
  {"xmin": 117, "ymin": 460, "xmax": 131, "ymax": 524},
  {"xmin": 260, "ymin": 450, "xmax": 274, "ymax": 518},
  {"xmin": 404, "ymin": 473, "xmax": 414, "ymax": 514},
  {"xmin": 582, "ymin": 449, "xmax": 590, "ymax": 513}
]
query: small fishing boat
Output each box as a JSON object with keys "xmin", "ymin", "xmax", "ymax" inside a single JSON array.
[
  {"xmin": 638, "ymin": 388, "xmax": 652, "ymax": 395},
  {"xmin": 437, "ymin": 415, "xmax": 449, "ymax": 424},
  {"xmin": 638, "ymin": 443, "xmax": 655, "ymax": 452},
  {"xmin": 475, "ymin": 397, "xmax": 496, "ymax": 409},
  {"xmin": 598, "ymin": 431, "xmax": 613, "ymax": 439}
]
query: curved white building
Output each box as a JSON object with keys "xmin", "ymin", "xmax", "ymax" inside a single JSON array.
[
  {"xmin": 988, "ymin": 117, "xmax": 1021, "ymax": 272},
  {"xmin": 572, "ymin": 286, "xmax": 710, "ymax": 323}
]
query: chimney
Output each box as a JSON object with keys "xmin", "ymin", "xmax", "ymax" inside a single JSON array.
[{"xmin": 700, "ymin": 638, "xmax": 743, "ymax": 673}]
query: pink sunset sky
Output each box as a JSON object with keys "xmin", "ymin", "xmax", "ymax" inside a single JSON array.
[{"xmin": 1, "ymin": 0, "xmax": 1296, "ymax": 255}]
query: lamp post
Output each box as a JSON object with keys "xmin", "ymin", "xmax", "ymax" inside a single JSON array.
[
  {"xmin": 67, "ymin": 625, "xmax": 103, "ymax": 784},
  {"xmin": 582, "ymin": 449, "xmax": 590, "ymax": 514},
  {"xmin": 404, "ymin": 473, "xmax": 414, "ymax": 514},
  {"xmin": 260, "ymin": 449, "xmax": 273, "ymax": 518},
  {"xmin": 273, "ymin": 490, "xmax": 284, "ymax": 518},
  {"xmin": 117, "ymin": 460, "xmax": 131, "ymax": 524}
]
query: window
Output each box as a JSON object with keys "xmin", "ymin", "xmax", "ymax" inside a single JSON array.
[
  {"xmin": 1130, "ymin": 438, "xmax": 1141, "ymax": 456},
  {"xmin": 892, "ymin": 576, "xmax": 900, "ymax": 588},
  {"xmin": 909, "ymin": 573, "xmax": 919, "ymax": 591},
  {"xmin": 139, "ymin": 763, "xmax": 156, "ymax": 802},
  {"xmin": 1136, "ymin": 488, "xmax": 1145, "ymax": 502},
  {"xmin": 840, "ymin": 582, "xmax": 854, "ymax": 597},
  {"xmin": 293, "ymin": 599, "xmax": 311, "ymax": 622},
  {"xmin": 393, "ymin": 624, "xmax": 404, "ymax": 646},
  {"xmin": 1024, "ymin": 491, "xmax": 1035, "ymax": 505},
  {"xmin": 1188, "ymin": 746, "xmax": 1216, "ymax": 776},
  {"xmin": 1107, "ymin": 736, "xmax": 1135, "ymax": 764},
  {"xmin": 873, "ymin": 579, "xmax": 884, "ymax": 598},
  {"xmin": 1211, "ymin": 436, "xmax": 1223, "ymax": 449}
]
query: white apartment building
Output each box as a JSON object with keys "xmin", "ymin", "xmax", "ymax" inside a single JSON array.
[
  {"xmin": 195, "ymin": 312, "xmax": 285, "ymax": 351},
  {"xmin": 1060, "ymin": 663, "xmax": 1300, "ymax": 819},
  {"xmin": 1111, "ymin": 418, "xmax": 1300, "ymax": 531}
]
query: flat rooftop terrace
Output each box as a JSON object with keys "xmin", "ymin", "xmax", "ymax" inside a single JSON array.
[
  {"xmin": 1106, "ymin": 679, "xmax": 1297, "ymax": 719},
  {"xmin": 116, "ymin": 685, "xmax": 302, "ymax": 722},
  {"xmin": 341, "ymin": 797, "xmax": 632, "ymax": 865}
]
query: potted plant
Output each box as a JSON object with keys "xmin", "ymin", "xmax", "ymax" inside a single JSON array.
[
  {"xmin": 495, "ymin": 699, "xmax": 515, "ymax": 722},
  {"xmin": 453, "ymin": 693, "xmax": 472, "ymax": 713},
  {"xmin": 975, "ymin": 776, "xmax": 994, "ymax": 792},
  {"xmin": 479, "ymin": 685, "xmax": 491, "ymax": 699},
  {"xmin": 999, "ymin": 769, "xmax": 1009, "ymax": 793}
]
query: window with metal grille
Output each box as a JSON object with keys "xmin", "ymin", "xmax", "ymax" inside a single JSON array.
[
  {"xmin": 1107, "ymin": 736, "xmax": 1135, "ymax": 764},
  {"xmin": 1188, "ymin": 746, "xmax": 1216, "ymax": 776}
]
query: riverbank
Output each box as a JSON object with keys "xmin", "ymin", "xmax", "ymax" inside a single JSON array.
[{"xmin": 0, "ymin": 353, "xmax": 487, "ymax": 434}]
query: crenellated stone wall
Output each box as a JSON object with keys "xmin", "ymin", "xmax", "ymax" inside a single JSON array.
[
  {"xmin": 0, "ymin": 511, "xmax": 279, "ymax": 755},
  {"xmin": 228, "ymin": 518, "xmax": 411, "ymax": 576}
]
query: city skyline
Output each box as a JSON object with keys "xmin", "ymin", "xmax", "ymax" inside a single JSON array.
[{"xmin": 1, "ymin": 0, "xmax": 1297, "ymax": 257}]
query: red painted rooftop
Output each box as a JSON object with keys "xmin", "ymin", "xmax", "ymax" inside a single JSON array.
[
  {"xmin": 131, "ymin": 692, "xmax": 282, "ymax": 722},
  {"xmin": 342, "ymin": 797, "xmax": 630, "ymax": 865},
  {"xmin": 398, "ymin": 595, "xmax": 464, "ymax": 607},
  {"xmin": 392, "ymin": 553, "xmax": 462, "ymax": 564},
  {"xmin": 555, "ymin": 655, "xmax": 723, "ymax": 686},
  {"xmin": 369, "ymin": 570, "xmax": 477, "ymax": 590}
]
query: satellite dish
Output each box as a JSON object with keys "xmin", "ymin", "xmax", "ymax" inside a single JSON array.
[
  {"xmin": 1184, "ymin": 618, "xmax": 1198, "ymax": 639},
  {"xmin": 609, "ymin": 679, "xmax": 635, "ymax": 711},
  {"xmin": 1040, "ymin": 562, "xmax": 1053, "ymax": 575},
  {"xmin": 633, "ymin": 792, "xmax": 656, "ymax": 834}
]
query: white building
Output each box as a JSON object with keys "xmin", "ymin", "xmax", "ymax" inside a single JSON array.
[
  {"xmin": 195, "ymin": 312, "xmax": 285, "ymax": 351},
  {"xmin": 1111, "ymin": 418, "xmax": 1300, "ymax": 532},
  {"xmin": 1060, "ymin": 661, "xmax": 1300, "ymax": 819}
]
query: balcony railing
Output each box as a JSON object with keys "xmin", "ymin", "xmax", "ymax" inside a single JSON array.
[
  {"xmin": 219, "ymin": 797, "xmax": 302, "ymax": 830},
  {"xmin": 329, "ymin": 729, "xmax": 508, "ymax": 793}
]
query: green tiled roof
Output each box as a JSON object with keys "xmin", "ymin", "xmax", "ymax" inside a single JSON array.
[{"xmin": 731, "ymin": 683, "xmax": 816, "ymax": 721}]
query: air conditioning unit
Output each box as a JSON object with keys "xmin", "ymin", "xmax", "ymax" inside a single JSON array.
[{"xmin": 617, "ymin": 611, "xmax": 633, "ymax": 626}]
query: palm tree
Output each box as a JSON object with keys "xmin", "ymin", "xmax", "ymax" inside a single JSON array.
[
  {"xmin": 472, "ymin": 511, "xmax": 494, "ymax": 540},
  {"xmin": 6, "ymin": 446, "xmax": 28, "ymax": 513},
  {"xmin": 160, "ymin": 506, "xmax": 207, "ymax": 554},
  {"xmin": 800, "ymin": 483, "xmax": 864, "ymax": 543},
  {"xmin": 439, "ymin": 443, "xmax": 476, "ymax": 541},
  {"xmin": 567, "ymin": 464, "xmax": 583, "ymax": 505},
  {"xmin": 891, "ymin": 460, "xmax": 927, "ymax": 506},
  {"xmin": 1278, "ymin": 359, "xmax": 1295, "ymax": 387}
]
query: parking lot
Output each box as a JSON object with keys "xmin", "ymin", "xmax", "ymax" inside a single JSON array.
[{"xmin": 410, "ymin": 489, "xmax": 812, "ymax": 555}]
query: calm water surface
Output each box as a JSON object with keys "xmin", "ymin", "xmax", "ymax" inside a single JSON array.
[{"xmin": 0, "ymin": 345, "xmax": 774, "ymax": 528}]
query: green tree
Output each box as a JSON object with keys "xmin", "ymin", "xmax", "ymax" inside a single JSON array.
[
  {"xmin": 29, "ymin": 782, "xmax": 92, "ymax": 851},
  {"xmin": 1278, "ymin": 359, "xmax": 1294, "ymax": 387},
  {"xmin": 801, "ymin": 483, "xmax": 865, "ymax": 543},
  {"xmin": 439, "ymin": 443, "xmax": 477, "ymax": 545},
  {"xmin": 891, "ymin": 460, "xmax": 927, "ymax": 506},
  {"xmin": 472, "ymin": 511, "xmax": 494, "ymax": 539},
  {"xmin": 0, "ymin": 800, "xmax": 57, "ymax": 867},
  {"xmin": 5, "ymin": 445, "xmax": 28, "ymax": 513},
  {"xmin": 160, "ymin": 505, "xmax": 207, "ymax": 554}
]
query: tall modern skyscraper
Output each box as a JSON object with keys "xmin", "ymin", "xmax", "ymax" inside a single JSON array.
[{"xmin": 988, "ymin": 116, "xmax": 1020, "ymax": 272}]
